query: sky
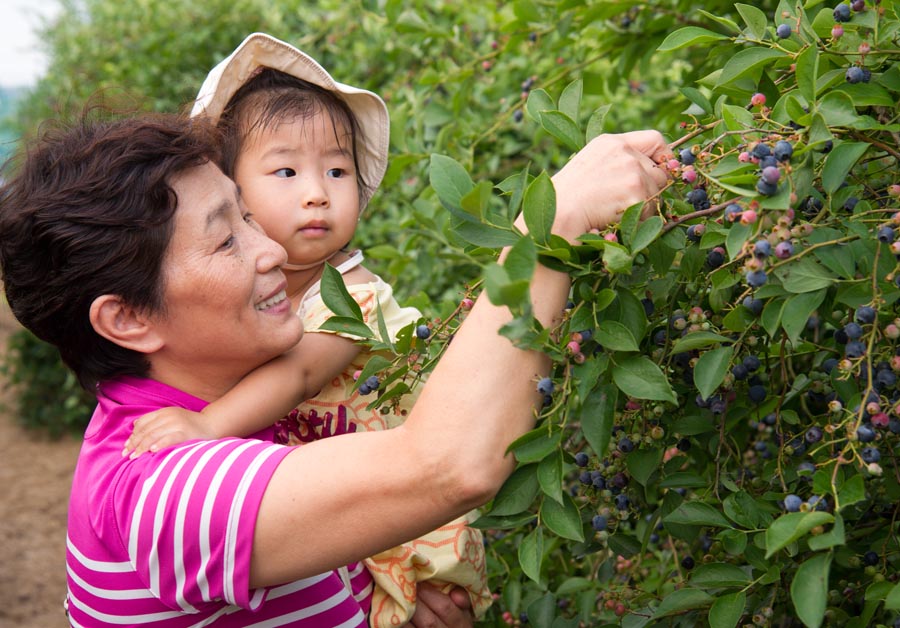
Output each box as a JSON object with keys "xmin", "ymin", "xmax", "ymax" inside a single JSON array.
[{"xmin": 0, "ymin": 0, "xmax": 61, "ymax": 88}]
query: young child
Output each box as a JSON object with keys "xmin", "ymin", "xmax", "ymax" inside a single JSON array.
[{"xmin": 125, "ymin": 33, "xmax": 491, "ymax": 626}]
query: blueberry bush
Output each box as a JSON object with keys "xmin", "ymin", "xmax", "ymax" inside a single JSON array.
[{"xmin": 4, "ymin": 0, "xmax": 900, "ymax": 625}]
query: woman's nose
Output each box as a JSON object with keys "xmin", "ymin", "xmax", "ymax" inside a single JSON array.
[{"xmin": 250, "ymin": 225, "xmax": 288, "ymax": 272}]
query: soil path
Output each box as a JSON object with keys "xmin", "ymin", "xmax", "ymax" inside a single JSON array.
[{"xmin": 0, "ymin": 299, "xmax": 81, "ymax": 628}]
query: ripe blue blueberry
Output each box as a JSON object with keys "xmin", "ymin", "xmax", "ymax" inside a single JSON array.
[
  {"xmin": 731, "ymin": 364, "xmax": 749, "ymax": 380},
  {"xmin": 751, "ymin": 143, "xmax": 771, "ymax": 159},
  {"xmin": 359, "ymin": 383, "xmax": 372, "ymax": 395},
  {"xmin": 846, "ymin": 66, "xmax": 864, "ymax": 83},
  {"xmin": 748, "ymin": 384, "xmax": 767, "ymax": 404},
  {"xmin": 775, "ymin": 241, "xmax": 794, "ymax": 259},
  {"xmin": 679, "ymin": 147, "xmax": 696, "ymax": 165},
  {"xmin": 805, "ymin": 426, "xmax": 824, "ymax": 443},
  {"xmin": 833, "ymin": 3, "xmax": 851, "ymax": 21},
  {"xmin": 878, "ymin": 225, "xmax": 895, "ymax": 243},
  {"xmin": 773, "ymin": 140, "xmax": 794, "ymax": 162},
  {"xmin": 615, "ymin": 494, "xmax": 630, "ymax": 510},
  {"xmin": 856, "ymin": 424, "xmax": 876, "ymax": 443},
  {"xmin": 807, "ymin": 495, "xmax": 827, "ymax": 511},
  {"xmin": 861, "ymin": 446, "xmax": 881, "ymax": 463},
  {"xmin": 756, "ymin": 179, "xmax": 778, "ymax": 196},
  {"xmin": 758, "ymin": 155, "xmax": 778, "ymax": 170},
  {"xmin": 856, "ymin": 306, "xmax": 876, "ymax": 324},
  {"xmin": 641, "ymin": 298, "xmax": 655, "ymax": 316},
  {"xmin": 681, "ymin": 556, "xmax": 695, "ymax": 570},
  {"xmin": 776, "ymin": 23, "xmax": 792, "ymax": 38},
  {"xmin": 843, "ymin": 196, "xmax": 859, "ymax": 211},
  {"xmin": 746, "ymin": 269, "xmax": 768, "ymax": 287},
  {"xmin": 618, "ymin": 437, "xmax": 635, "ymax": 453},
  {"xmin": 797, "ymin": 461, "xmax": 816, "ymax": 476},
  {"xmin": 591, "ymin": 473, "xmax": 606, "ymax": 490},
  {"xmin": 686, "ymin": 224, "xmax": 702, "ymax": 242},
  {"xmin": 537, "ymin": 376, "xmax": 554, "ymax": 396},
  {"xmin": 784, "ymin": 494, "xmax": 803, "ymax": 512},
  {"xmin": 579, "ymin": 470, "xmax": 592, "ymax": 485},
  {"xmin": 706, "ymin": 249, "xmax": 725, "ymax": 269},
  {"xmin": 743, "ymin": 296, "xmax": 764, "ymax": 315},
  {"xmin": 574, "ymin": 452, "xmax": 589, "ymax": 467},
  {"xmin": 365, "ymin": 375, "xmax": 381, "ymax": 390},
  {"xmin": 592, "ymin": 515, "xmax": 608, "ymax": 531},
  {"xmin": 844, "ymin": 322, "xmax": 864, "ymax": 339},
  {"xmin": 753, "ymin": 240, "xmax": 772, "ymax": 258},
  {"xmin": 862, "ymin": 550, "xmax": 880, "ymax": 566},
  {"xmin": 846, "ymin": 340, "xmax": 867, "ymax": 358},
  {"xmin": 416, "ymin": 324, "xmax": 432, "ymax": 339},
  {"xmin": 687, "ymin": 188, "xmax": 708, "ymax": 205},
  {"xmin": 743, "ymin": 355, "xmax": 761, "ymax": 372},
  {"xmin": 850, "ymin": 0, "xmax": 864, "ymax": 10}
]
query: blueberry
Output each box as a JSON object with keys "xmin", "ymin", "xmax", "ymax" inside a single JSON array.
[
  {"xmin": 756, "ymin": 180, "xmax": 778, "ymax": 196},
  {"xmin": 681, "ymin": 556, "xmax": 695, "ymax": 570},
  {"xmin": 746, "ymin": 269, "xmax": 768, "ymax": 287},
  {"xmin": 687, "ymin": 188, "xmax": 708, "ymax": 205},
  {"xmin": 843, "ymin": 196, "xmax": 859, "ymax": 211},
  {"xmin": 761, "ymin": 166, "xmax": 781, "ymax": 185},
  {"xmin": 878, "ymin": 225, "xmax": 896, "ymax": 243},
  {"xmin": 416, "ymin": 324, "xmax": 432, "ymax": 339},
  {"xmin": 677, "ymin": 437, "xmax": 692, "ymax": 452},
  {"xmin": 775, "ymin": 241, "xmax": 794, "ymax": 259},
  {"xmin": 592, "ymin": 515, "xmax": 609, "ymax": 531},
  {"xmin": 591, "ymin": 473, "xmax": 606, "ymax": 490},
  {"xmin": 797, "ymin": 461, "xmax": 816, "ymax": 476},
  {"xmin": 641, "ymin": 298, "xmax": 655, "ymax": 316},
  {"xmin": 850, "ymin": 0, "xmax": 864, "ymax": 9},
  {"xmin": 807, "ymin": 495, "xmax": 827, "ymax": 511},
  {"xmin": 861, "ymin": 446, "xmax": 881, "ymax": 463},
  {"xmin": 875, "ymin": 369, "xmax": 896, "ymax": 390},
  {"xmin": 732, "ymin": 364, "xmax": 749, "ymax": 380},
  {"xmin": 743, "ymin": 296, "xmax": 764, "ymax": 315},
  {"xmin": 758, "ymin": 155, "xmax": 778, "ymax": 170},
  {"xmin": 861, "ymin": 68, "xmax": 871, "ymax": 83},
  {"xmin": 743, "ymin": 355, "xmax": 761, "ymax": 372},
  {"xmin": 890, "ymin": 419, "xmax": 900, "ymax": 435},
  {"xmin": 763, "ymin": 413, "xmax": 777, "ymax": 426},
  {"xmin": 680, "ymin": 147, "xmax": 696, "ymax": 165},
  {"xmin": 615, "ymin": 494, "xmax": 630, "ymax": 510},
  {"xmin": 784, "ymin": 494, "xmax": 803, "ymax": 512},
  {"xmin": 833, "ymin": 3, "xmax": 851, "ymax": 21},
  {"xmin": 846, "ymin": 66, "xmax": 864, "ymax": 83},
  {"xmin": 856, "ymin": 306, "xmax": 877, "ymax": 324},
  {"xmin": 773, "ymin": 140, "xmax": 794, "ymax": 162},
  {"xmin": 753, "ymin": 240, "xmax": 772, "ymax": 260},
  {"xmin": 513, "ymin": 109, "xmax": 524, "ymax": 123},
  {"xmin": 618, "ymin": 437, "xmax": 635, "ymax": 453},
  {"xmin": 820, "ymin": 140, "xmax": 833, "ymax": 153},
  {"xmin": 749, "ymin": 384, "xmax": 767, "ymax": 404},
  {"xmin": 844, "ymin": 322, "xmax": 864, "ymax": 339},
  {"xmin": 822, "ymin": 358, "xmax": 838, "ymax": 374},
  {"xmin": 686, "ymin": 224, "xmax": 702, "ymax": 242},
  {"xmin": 846, "ymin": 341, "xmax": 867, "ymax": 358},
  {"xmin": 578, "ymin": 329, "xmax": 593, "ymax": 342},
  {"xmin": 365, "ymin": 375, "xmax": 381, "ymax": 390},
  {"xmin": 776, "ymin": 23, "xmax": 792, "ymax": 38},
  {"xmin": 856, "ymin": 424, "xmax": 876, "ymax": 442},
  {"xmin": 706, "ymin": 249, "xmax": 725, "ymax": 269},
  {"xmin": 537, "ymin": 376, "xmax": 554, "ymax": 396},
  {"xmin": 805, "ymin": 426, "xmax": 823, "ymax": 443},
  {"xmin": 862, "ymin": 550, "xmax": 880, "ymax": 566},
  {"xmin": 579, "ymin": 470, "xmax": 593, "ymax": 485},
  {"xmin": 752, "ymin": 143, "xmax": 771, "ymax": 159},
  {"xmin": 358, "ymin": 383, "xmax": 372, "ymax": 395}
]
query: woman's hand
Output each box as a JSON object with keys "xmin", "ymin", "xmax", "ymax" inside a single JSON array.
[
  {"xmin": 408, "ymin": 584, "xmax": 474, "ymax": 628},
  {"xmin": 550, "ymin": 130, "xmax": 672, "ymax": 241},
  {"xmin": 123, "ymin": 407, "xmax": 211, "ymax": 458}
]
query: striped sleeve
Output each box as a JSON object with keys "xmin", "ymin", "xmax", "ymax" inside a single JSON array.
[{"xmin": 115, "ymin": 438, "xmax": 292, "ymax": 612}]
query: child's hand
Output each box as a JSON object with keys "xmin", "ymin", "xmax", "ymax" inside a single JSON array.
[{"xmin": 123, "ymin": 407, "xmax": 210, "ymax": 458}]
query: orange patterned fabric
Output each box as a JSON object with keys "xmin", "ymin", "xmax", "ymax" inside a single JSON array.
[{"xmin": 279, "ymin": 275, "xmax": 492, "ymax": 626}]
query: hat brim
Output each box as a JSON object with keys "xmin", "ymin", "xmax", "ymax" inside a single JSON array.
[{"xmin": 192, "ymin": 33, "xmax": 389, "ymax": 203}]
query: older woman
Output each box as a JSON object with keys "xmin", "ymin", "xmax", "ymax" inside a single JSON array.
[{"xmin": 0, "ymin": 114, "xmax": 668, "ymax": 627}]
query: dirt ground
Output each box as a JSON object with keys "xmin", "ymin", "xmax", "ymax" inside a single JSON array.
[{"xmin": 0, "ymin": 299, "xmax": 81, "ymax": 628}]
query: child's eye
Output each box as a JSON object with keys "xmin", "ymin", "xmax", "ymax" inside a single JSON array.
[
  {"xmin": 274, "ymin": 168, "xmax": 296, "ymax": 178},
  {"xmin": 327, "ymin": 168, "xmax": 345, "ymax": 178}
]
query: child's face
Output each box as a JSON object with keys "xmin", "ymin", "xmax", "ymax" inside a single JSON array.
[{"xmin": 233, "ymin": 109, "xmax": 361, "ymax": 269}]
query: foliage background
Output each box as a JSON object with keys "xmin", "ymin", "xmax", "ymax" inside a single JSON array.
[{"xmin": 2, "ymin": 0, "xmax": 900, "ymax": 626}]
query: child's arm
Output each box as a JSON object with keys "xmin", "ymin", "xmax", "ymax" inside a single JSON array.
[{"xmin": 124, "ymin": 332, "xmax": 361, "ymax": 456}]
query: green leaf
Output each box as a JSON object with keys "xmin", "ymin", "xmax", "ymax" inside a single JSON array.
[
  {"xmin": 651, "ymin": 588, "xmax": 713, "ymax": 619},
  {"xmin": 885, "ymin": 582, "xmax": 900, "ymax": 610},
  {"xmin": 735, "ymin": 3, "xmax": 768, "ymax": 39},
  {"xmin": 491, "ymin": 464, "xmax": 540, "ymax": 516},
  {"xmin": 659, "ymin": 472, "xmax": 710, "ymax": 489},
  {"xmin": 664, "ymin": 501, "xmax": 733, "ymax": 528},
  {"xmin": 680, "ymin": 87, "xmax": 712, "ymax": 114},
  {"xmin": 505, "ymin": 236, "xmax": 537, "ymax": 282},
  {"xmin": 459, "ymin": 179, "xmax": 492, "ymax": 221},
  {"xmin": 808, "ymin": 513, "xmax": 845, "ymax": 551},
  {"xmin": 525, "ymin": 88, "xmax": 555, "ymax": 122},
  {"xmin": 630, "ymin": 216, "xmax": 663, "ymax": 255},
  {"xmin": 717, "ymin": 48, "xmax": 785, "ymax": 86},
  {"xmin": 537, "ymin": 450, "xmax": 564, "ymax": 504},
  {"xmin": 518, "ymin": 527, "xmax": 544, "ymax": 583},
  {"xmin": 837, "ymin": 473, "xmax": 866, "ymax": 510},
  {"xmin": 611, "ymin": 356, "xmax": 676, "ymax": 403},
  {"xmin": 320, "ymin": 264, "xmax": 364, "ymax": 320},
  {"xmin": 541, "ymin": 493, "xmax": 585, "ymax": 542},
  {"xmin": 580, "ymin": 384, "xmax": 617, "ymax": 458},
  {"xmin": 657, "ymin": 26, "xmax": 729, "ymax": 52},
  {"xmin": 781, "ymin": 290, "xmax": 826, "ymax": 345},
  {"xmin": 821, "ymin": 142, "xmax": 869, "ymax": 195},
  {"xmin": 317, "ymin": 316, "xmax": 376, "ymax": 339},
  {"xmin": 670, "ymin": 331, "xmax": 734, "ymax": 354},
  {"xmin": 596, "ymin": 320, "xmax": 639, "ymax": 352},
  {"xmin": 585, "ymin": 104, "xmax": 611, "ymax": 141},
  {"xmin": 539, "ymin": 110, "xmax": 584, "ymax": 153},
  {"xmin": 690, "ymin": 563, "xmax": 751, "ymax": 588},
  {"xmin": 726, "ymin": 222, "xmax": 752, "ymax": 261},
  {"xmin": 709, "ymin": 591, "xmax": 746, "ymax": 628},
  {"xmin": 429, "ymin": 154, "xmax": 474, "ymax": 213},
  {"xmin": 693, "ymin": 346, "xmax": 733, "ymax": 401},
  {"xmin": 765, "ymin": 511, "xmax": 835, "ymax": 558},
  {"xmin": 523, "ymin": 172, "xmax": 556, "ymax": 246},
  {"xmin": 526, "ymin": 593, "xmax": 555, "ymax": 628},
  {"xmin": 626, "ymin": 447, "xmax": 662, "ymax": 486},
  {"xmin": 452, "ymin": 220, "xmax": 521, "ymax": 248},
  {"xmin": 817, "ymin": 91, "xmax": 860, "ymax": 127},
  {"xmin": 512, "ymin": 429, "xmax": 563, "ymax": 464},
  {"xmin": 775, "ymin": 258, "xmax": 836, "ymax": 293},
  {"xmin": 558, "ymin": 78, "xmax": 582, "ymax": 122},
  {"xmin": 484, "ymin": 263, "xmax": 530, "ymax": 309},
  {"xmin": 791, "ymin": 552, "xmax": 832, "ymax": 628},
  {"xmin": 795, "ymin": 45, "xmax": 819, "ymax": 103}
]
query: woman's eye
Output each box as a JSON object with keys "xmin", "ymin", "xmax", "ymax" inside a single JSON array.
[
  {"xmin": 274, "ymin": 168, "xmax": 296, "ymax": 178},
  {"xmin": 218, "ymin": 235, "xmax": 235, "ymax": 251}
]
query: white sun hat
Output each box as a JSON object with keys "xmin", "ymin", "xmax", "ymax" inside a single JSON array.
[{"xmin": 191, "ymin": 32, "xmax": 390, "ymax": 203}]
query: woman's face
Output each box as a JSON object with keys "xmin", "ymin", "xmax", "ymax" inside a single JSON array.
[{"xmin": 150, "ymin": 161, "xmax": 302, "ymax": 395}]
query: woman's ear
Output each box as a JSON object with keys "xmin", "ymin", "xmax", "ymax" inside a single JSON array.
[{"xmin": 89, "ymin": 295, "xmax": 164, "ymax": 354}]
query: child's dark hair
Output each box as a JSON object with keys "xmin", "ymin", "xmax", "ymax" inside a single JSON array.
[
  {"xmin": 218, "ymin": 68, "xmax": 371, "ymax": 206},
  {"xmin": 0, "ymin": 113, "xmax": 220, "ymax": 391}
]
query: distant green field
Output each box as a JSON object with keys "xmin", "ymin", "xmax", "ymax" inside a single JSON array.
[{"xmin": 0, "ymin": 87, "xmax": 26, "ymax": 164}]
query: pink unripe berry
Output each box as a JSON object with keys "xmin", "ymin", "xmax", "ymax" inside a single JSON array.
[
  {"xmin": 775, "ymin": 241, "xmax": 794, "ymax": 259},
  {"xmin": 353, "ymin": 370, "xmax": 362, "ymax": 381},
  {"xmin": 762, "ymin": 166, "xmax": 781, "ymax": 184},
  {"xmin": 867, "ymin": 462, "xmax": 883, "ymax": 476},
  {"xmin": 738, "ymin": 151, "xmax": 751, "ymax": 163},
  {"xmin": 567, "ymin": 340, "xmax": 581, "ymax": 354},
  {"xmin": 872, "ymin": 412, "xmax": 890, "ymax": 428},
  {"xmin": 828, "ymin": 399, "xmax": 843, "ymax": 413},
  {"xmin": 682, "ymin": 166, "xmax": 697, "ymax": 183},
  {"xmin": 866, "ymin": 401, "xmax": 881, "ymax": 415},
  {"xmin": 461, "ymin": 297, "xmax": 474, "ymax": 310},
  {"xmin": 482, "ymin": 60, "xmax": 492, "ymax": 71},
  {"xmin": 741, "ymin": 209, "xmax": 758, "ymax": 225},
  {"xmin": 625, "ymin": 399, "xmax": 642, "ymax": 411},
  {"xmin": 885, "ymin": 323, "xmax": 900, "ymax": 339},
  {"xmin": 891, "ymin": 242, "xmax": 900, "ymax": 255},
  {"xmin": 666, "ymin": 158, "xmax": 681, "ymax": 171},
  {"xmin": 892, "ymin": 212, "xmax": 900, "ymax": 225},
  {"xmin": 889, "ymin": 185, "xmax": 900, "ymax": 197},
  {"xmin": 832, "ymin": 24, "xmax": 844, "ymax": 38},
  {"xmin": 859, "ymin": 42, "xmax": 871, "ymax": 54},
  {"xmin": 604, "ymin": 232, "xmax": 619, "ymax": 242},
  {"xmin": 892, "ymin": 355, "xmax": 900, "ymax": 372},
  {"xmin": 573, "ymin": 352, "xmax": 586, "ymax": 364},
  {"xmin": 750, "ymin": 93, "xmax": 766, "ymax": 107}
]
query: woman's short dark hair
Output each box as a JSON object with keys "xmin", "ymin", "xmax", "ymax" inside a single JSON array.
[
  {"xmin": 0, "ymin": 113, "xmax": 220, "ymax": 391},
  {"xmin": 217, "ymin": 68, "xmax": 371, "ymax": 205}
]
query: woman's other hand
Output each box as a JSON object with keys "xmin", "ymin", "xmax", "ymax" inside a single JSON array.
[{"xmin": 408, "ymin": 583, "xmax": 474, "ymax": 628}]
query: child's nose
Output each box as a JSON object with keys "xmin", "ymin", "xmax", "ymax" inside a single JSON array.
[{"xmin": 302, "ymin": 176, "xmax": 329, "ymax": 208}]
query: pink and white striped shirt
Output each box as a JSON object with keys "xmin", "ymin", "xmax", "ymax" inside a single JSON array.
[{"xmin": 65, "ymin": 377, "xmax": 373, "ymax": 627}]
